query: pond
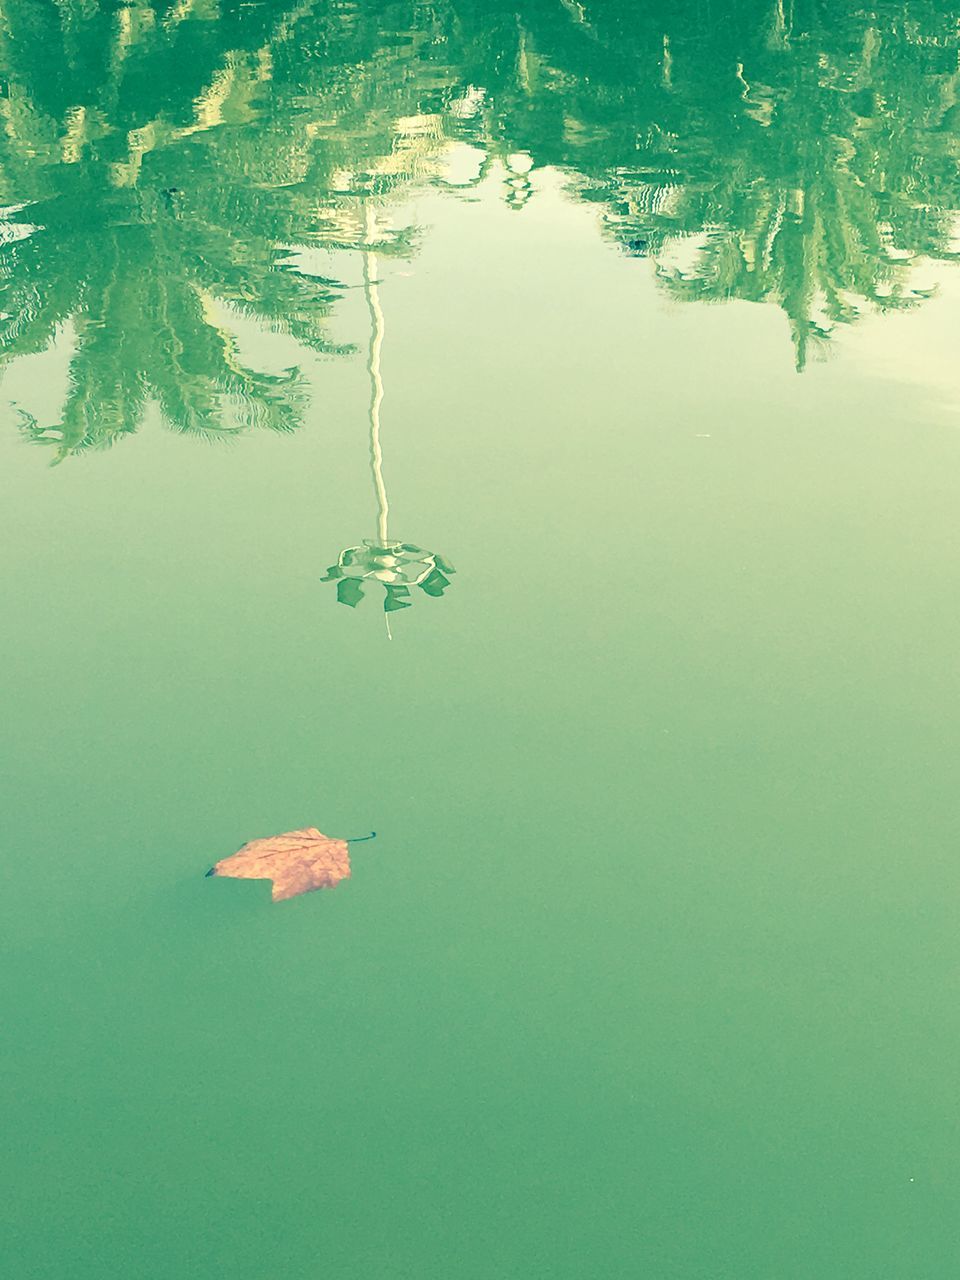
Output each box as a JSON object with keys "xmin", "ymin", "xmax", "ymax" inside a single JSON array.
[{"xmin": 3, "ymin": 2, "xmax": 960, "ymax": 1276}]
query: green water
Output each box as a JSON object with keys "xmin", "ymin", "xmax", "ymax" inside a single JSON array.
[{"xmin": 4, "ymin": 3, "xmax": 960, "ymax": 1276}]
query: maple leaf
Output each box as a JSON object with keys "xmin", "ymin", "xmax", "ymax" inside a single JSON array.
[{"xmin": 206, "ymin": 827, "xmax": 356, "ymax": 902}]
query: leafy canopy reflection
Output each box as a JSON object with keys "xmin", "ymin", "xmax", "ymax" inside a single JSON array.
[{"xmin": 1, "ymin": 0, "xmax": 959, "ymax": 455}]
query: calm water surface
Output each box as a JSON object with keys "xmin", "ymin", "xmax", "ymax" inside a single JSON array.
[{"xmin": 3, "ymin": 3, "xmax": 960, "ymax": 1276}]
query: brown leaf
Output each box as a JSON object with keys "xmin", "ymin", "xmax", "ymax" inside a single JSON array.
[{"xmin": 206, "ymin": 828, "xmax": 351, "ymax": 902}]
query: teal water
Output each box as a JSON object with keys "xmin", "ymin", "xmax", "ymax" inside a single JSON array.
[{"xmin": 3, "ymin": 3, "xmax": 960, "ymax": 1276}]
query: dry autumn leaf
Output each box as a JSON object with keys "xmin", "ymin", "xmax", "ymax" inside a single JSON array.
[{"xmin": 206, "ymin": 827, "xmax": 359, "ymax": 902}]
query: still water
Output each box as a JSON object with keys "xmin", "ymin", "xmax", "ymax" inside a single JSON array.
[{"xmin": 3, "ymin": 2, "xmax": 960, "ymax": 1276}]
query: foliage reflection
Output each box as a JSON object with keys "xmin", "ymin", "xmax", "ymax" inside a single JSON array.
[{"xmin": 1, "ymin": 0, "xmax": 959, "ymax": 455}]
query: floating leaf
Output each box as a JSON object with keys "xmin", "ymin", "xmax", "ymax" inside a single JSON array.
[{"xmin": 206, "ymin": 827, "xmax": 351, "ymax": 902}]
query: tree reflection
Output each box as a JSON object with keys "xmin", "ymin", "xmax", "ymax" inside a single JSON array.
[
  {"xmin": 449, "ymin": 0, "xmax": 960, "ymax": 367},
  {"xmin": 0, "ymin": 0, "xmax": 442, "ymax": 457},
  {"xmin": 1, "ymin": 0, "xmax": 959, "ymax": 453},
  {"xmin": 321, "ymin": 205, "xmax": 455, "ymax": 627},
  {"xmin": 647, "ymin": 0, "xmax": 960, "ymax": 367}
]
